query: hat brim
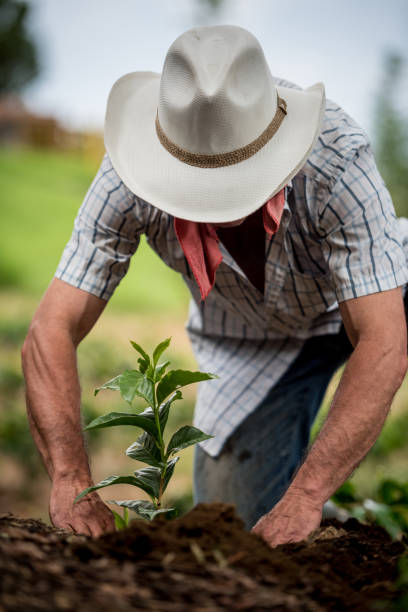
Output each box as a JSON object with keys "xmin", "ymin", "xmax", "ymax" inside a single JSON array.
[{"xmin": 105, "ymin": 72, "xmax": 325, "ymax": 223}]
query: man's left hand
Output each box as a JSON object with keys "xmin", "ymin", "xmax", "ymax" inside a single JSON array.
[{"xmin": 251, "ymin": 488, "xmax": 323, "ymax": 547}]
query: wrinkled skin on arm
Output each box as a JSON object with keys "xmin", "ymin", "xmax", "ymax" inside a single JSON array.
[
  {"xmin": 22, "ymin": 278, "xmax": 116, "ymax": 536},
  {"xmin": 252, "ymin": 287, "xmax": 408, "ymax": 547}
]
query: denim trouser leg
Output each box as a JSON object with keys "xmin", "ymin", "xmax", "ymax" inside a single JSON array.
[{"xmin": 193, "ymin": 326, "xmax": 355, "ymax": 529}]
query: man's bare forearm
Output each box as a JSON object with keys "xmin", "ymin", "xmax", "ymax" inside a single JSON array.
[
  {"xmin": 288, "ymin": 341, "xmax": 408, "ymax": 503},
  {"xmin": 22, "ymin": 322, "xmax": 92, "ymax": 483},
  {"xmin": 21, "ymin": 279, "xmax": 114, "ymax": 535}
]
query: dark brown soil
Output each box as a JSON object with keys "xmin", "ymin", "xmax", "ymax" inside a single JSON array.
[{"xmin": 0, "ymin": 503, "xmax": 406, "ymax": 611}]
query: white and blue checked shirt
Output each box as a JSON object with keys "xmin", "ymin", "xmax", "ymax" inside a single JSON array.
[{"xmin": 56, "ymin": 86, "xmax": 408, "ymax": 457}]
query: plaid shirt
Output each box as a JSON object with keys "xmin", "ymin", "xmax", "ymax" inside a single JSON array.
[{"xmin": 56, "ymin": 87, "xmax": 408, "ymax": 457}]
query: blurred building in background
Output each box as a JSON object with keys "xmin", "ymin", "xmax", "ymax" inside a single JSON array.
[
  {"xmin": 0, "ymin": 94, "xmax": 75, "ymax": 148},
  {"xmin": 0, "ymin": 94, "xmax": 104, "ymax": 161}
]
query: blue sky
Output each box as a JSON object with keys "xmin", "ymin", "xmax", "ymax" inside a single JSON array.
[{"xmin": 24, "ymin": 0, "xmax": 408, "ymax": 140}]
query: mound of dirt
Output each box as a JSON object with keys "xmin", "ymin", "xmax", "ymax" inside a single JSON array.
[{"xmin": 0, "ymin": 503, "xmax": 406, "ymax": 611}]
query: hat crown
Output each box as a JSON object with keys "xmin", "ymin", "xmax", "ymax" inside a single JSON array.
[{"xmin": 158, "ymin": 25, "xmax": 277, "ymax": 155}]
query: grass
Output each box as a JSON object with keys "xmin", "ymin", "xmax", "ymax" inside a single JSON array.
[{"xmin": 0, "ymin": 146, "xmax": 189, "ymax": 313}]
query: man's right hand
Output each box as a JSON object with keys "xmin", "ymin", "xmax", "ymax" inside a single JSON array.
[
  {"xmin": 22, "ymin": 279, "xmax": 114, "ymax": 538},
  {"xmin": 49, "ymin": 476, "xmax": 116, "ymax": 537}
]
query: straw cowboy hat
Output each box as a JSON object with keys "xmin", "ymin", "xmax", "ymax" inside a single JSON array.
[{"xmin": 104, "ymin": 25, "xmax": 325, "ymax": 223}]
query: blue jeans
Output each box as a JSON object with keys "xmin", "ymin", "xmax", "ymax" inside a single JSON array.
[
  {"xmin": 194, "ymin": 288, "xmax": 408, "ymax": 528},
  {"xmin": 193, "ymin": 324, "xmax": 359, "ymax": 529}
]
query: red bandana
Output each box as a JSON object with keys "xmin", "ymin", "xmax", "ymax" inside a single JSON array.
[{"xmin": 174, "ymin": 188, "xmax": 286, "ymax": 301}]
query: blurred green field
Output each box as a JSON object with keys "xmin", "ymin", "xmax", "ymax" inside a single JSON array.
[
  {"xmin": 0, "ymin": 145, "xmax": 407, "ymax": 524},
  {"xmin": 0, "ymin": 146, "xmax": 189, "ymax": 313}
]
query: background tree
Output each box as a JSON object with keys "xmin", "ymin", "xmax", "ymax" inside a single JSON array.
[
  {"xmin": 0, "ymin": 0, "xmax": 39, "ymax": 95},
  {"xmin": 373, "ymin": 52, "xmax": 408, "ymax": 217}
]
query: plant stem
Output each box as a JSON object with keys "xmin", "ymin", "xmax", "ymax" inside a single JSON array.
[
  {"xmin": 157, "ymin": 477, "xmax": 164, "ymax": 507},
  {"xmin": 152, "ymin": 385, "xmax": 165, "ymax": 462},
  {"xmin": 152, "ymin": 381, "xmax": 166, "ymax": 508}
]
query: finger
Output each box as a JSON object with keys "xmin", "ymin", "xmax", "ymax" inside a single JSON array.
[
  {"xmin": 251, "ymin": 520, "xmax": 264, "ymax": 534},
  {"xmin": 84, "ymin": 508, "xmax": 111, "ymax": 534},
  {"xmin": 100, "ymin": 509, "xmax": 116, "ymax": 532},
  {"xmin": 90, "ymin": 525, "xmax": 104, "ymax": 538},
  {"xmin": 69, "ymin": 520, "xmax": 93, "ymax": 537},
  {"xmin": 103, "ymin": 519, "xmax": 116, "ymax": 533},
  {"xmin": 56, "ymin": 521, "xmax": 75, "ymax": 533},
  {"xmin": 88, "ymin": 519, "xmax": 110, "ymax": 538}
]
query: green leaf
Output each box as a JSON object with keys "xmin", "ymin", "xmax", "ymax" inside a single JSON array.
[
  {"xmin": 74, "ymin": 475, "xmax": 143, "ymax": 503},
  {"xmin": 138, "ymin": 407, "xmax": 155, "ymax": 420},
  {"xmin": 130, "ymin": 341, "xmax": 150, "ymax": 372},
  {"xmin": 133, "ymin": 466, "xmax": 162, "ymax": 499},
  {"xmin": 138, "ymin": 359, "xmax": 149, "ymax": 375},
  {"xmin": 118, "ymin": 370, "xmax": 143, "ymax": 403},
  {"xmin": 83, "ymin": 411, "xmax": 158, "ymax": 439},
  {"xmin": 396, "ymin": 555, "xmax": 408, "ymax": 588},
  {"xmin": 158, "ymin": 390, "xmax": 182, "ymax": 430},
  {"xmin": 349, "ymin": 505, "xmax": 367, "ymax": 522},
  {"xmin": 153, "ymin": 361, "xmax": 170, "ymax": 383},
  {"xmin": 331, "ymin": 481, "xmax": 359, "ymax": 505},
  {"xmin": 111, "ymin": 508, "xmax": 127, "ymax": 530},
  {"xmin": 126, "ymin": 433, "xmax": 163, "ymax": 468},
  {"xmin": 157, "ymin": 370, "xmax": 218, "ymax": 405},
  {"xmin": 136, "ymin": 375, "xmax": 155, "ymax": 406},
  {"xmin": 363, "ymin": 499, "xmax": 404, "ymax": 540},
  {"xmin": 153, "ymin": 507, "xmax": 179, "ymax": 520},
  {"xmin": 163, "ymin": 456, "xmax": 179, "ymax": 494},
  {"xmin": 144, "ymin": 365, "xmax": 156, "ymax": 381},
  {"xmin": 152, "ymin": 337, "xmax": 171, "ymax": 368},
  {"xmin": 94, "ymin": 375, "xmax": 121, "ymax": 396},
  {"xmin": 119, "ymin": 370, "xmax": 155, "ymax": 406},
  {"xmin": 167, "ymin": 425, "xmax": 213, "ymax": 456},
  {"xmin": 96, "ymin": 370, "xmax": 155, "ymax": 406},
  {"xmin": 377, "ymin": 479, "xmax": 408, "ymax": 506},
  {"xmin": 388, "ymin": 504, "xmax": 408, "ymax": 533},
  {"xmin": 108, "ymin": 500, "xmax": 178, "ymax": 521}
]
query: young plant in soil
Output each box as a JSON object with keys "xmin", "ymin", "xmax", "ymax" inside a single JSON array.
[{"xmin": 74, "ymin": 338, "xmax": 217, "ymax": 526}]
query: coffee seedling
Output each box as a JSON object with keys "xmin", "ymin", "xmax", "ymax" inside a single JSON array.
[{"xmin": 74, "ymin": 338, "xmax": 217, "ymax": 526}]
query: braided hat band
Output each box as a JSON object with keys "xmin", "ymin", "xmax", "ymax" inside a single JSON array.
[
  {"xmin": 104, "ymin": 26, "xmax": 326, "ymax": 222},
  {"xmin": 155, "ymin": 95, "xmax": 287, "ymax": 168}
]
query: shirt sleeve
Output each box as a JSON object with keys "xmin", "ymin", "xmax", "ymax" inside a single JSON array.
[
  {"xmin": 318, "ymin": 144, "xmax": 408, "ymax": 303},
  {"xmin": 55, "ymin": 153, "xmax": 146, "ymax": 300}
]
